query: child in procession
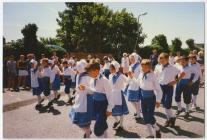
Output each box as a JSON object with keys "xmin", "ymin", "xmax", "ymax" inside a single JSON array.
[
  {"xmin": 138, "ymin": 59, "xmax": 163, "ymax": 138},
  {"xmin": 109, "ymin": 61, "xmax": 129, "ymax": 131}
]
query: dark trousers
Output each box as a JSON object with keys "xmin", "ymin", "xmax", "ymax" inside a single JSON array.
[
  {"xmin": 94, "ymin": 99, "xmax": 108, "ymax": 136},
  {"xmin": 191, "ymin": 79, "xmax": 200, "ymax": 96},
  {"xmin": 160, "ymin": 85, "xmax": 174, "ymax": 109},
  {"xmin": 175, "ymin": 80, "xmax": 192, "ymax": 104},
  {"xmin": 141, "ymin": 95, "xmax": 156, "ymax": 125},
  {"xmin": 64, "ymin": 79, "xmax": 72, "ymax": 94},
  {"xmin": 42, "ymin": 77, "xmax": 50, "ymax": 96}
]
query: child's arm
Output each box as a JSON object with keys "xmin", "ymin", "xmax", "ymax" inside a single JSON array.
[{"xmin": 152, "ymin": 74, "xmax": 163, "ymax": 107}]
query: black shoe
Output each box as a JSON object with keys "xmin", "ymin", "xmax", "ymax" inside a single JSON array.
[
  {"xmin": 135, "ymin": 116, "xmax": 142, "ymax": 122},
  {"xmin": 116, "ymin": 126, "xmax": 124, "ymax": 132},
  {"xmin": 56, "ymin": 94, "xmax": 61, "ymax": 100},
  {"xmin": 146, "ymin": 135, "xmax": 154, "ymax": 138},
  {"xmin": 175, "ymin": 110, "xmax": 182, "ymax": 115},
  {"xmin": 164, "ymin": 120, "xmax": 171, "ymax": 127},
  {"xmin": 113, "ymin": 121, "xmax": 120, "ymax": 129},
  {"xmin": 67, "ymin": 98, "xmax": 73, "ymax": 105},
  {"xmin": 134, "ymin": 113, "xmax": 137, "ymax": 116},
  {"xmin": 83, "ymin": 130, "xmax": 92, "ymax": 138},
  {"xmin": 35, "ymin": 104, "xmax": 42, "ymax": 108},
  {"xmin": 73, "ymin": 90, "xmax": 76, "ymax": 95},
  {"xmin": 170, "ymin": 117, "xmax": 176, "ymax": 127},
  {"xmin": 184, "ymin": 112, "xmax": 189, "ymax": 118},
  {"xmin": 156, "ymin": 130, "xmax": 161, "ymax": 138},
  {"xmin": 47, "ymin": 101, "xmax": 53, "ymax": 107}
]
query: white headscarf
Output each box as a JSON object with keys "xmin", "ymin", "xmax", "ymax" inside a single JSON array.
[
  {"xmin": 130, "ymin": 52, "xmax": 138, "ymax": 63},
  {"xmin": 76, "ymin": 59, "xmax": 87, "ymax": 73},
  {"xmin": 111, "ymin": 61, "xmax": 120, "ymax": 72},
  {"xmin": 30, "ymin": 59, "xmax": 38, "ymax": 68}
]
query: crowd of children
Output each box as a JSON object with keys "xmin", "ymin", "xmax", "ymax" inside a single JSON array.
[{"xmin": 4, "ymin": 49, "xmax": 204, "ymax": 138}]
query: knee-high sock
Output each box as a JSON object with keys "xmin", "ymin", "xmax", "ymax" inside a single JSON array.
[
  {"xmin": 47, "ymin": 95, "xmax": 52, "ymax": 102},
  {"xmin": 131, "ymin": 102, "xmax": 137, "ymax": 113},
  {"xmin": 136, "ymin": 101, "xmax": 141, "ymax": 117},
  {"xmin": 81, "ymin": 127, "xmax": 91, "ymax": 138},
  {"xmin": 146, "ymin": 124, "xmax": 154, "ymax": 136},
  {"xmin": 37, "ymin": 95, "xmax": 41, "ymax": 104},
  {"xmin": 192, "ymin": 95, "xmax": 197, "ymax": 105},
  {"xmin": 186, "ymin": 104, "xmax": 190, "ymax": 112},
  {"xmin": 68, "ymin": 94, "xmax": 71, "ymax": 99},
  {"xmin": 176, "ymin": 102, "xmax": 182, "ymax": 111},
  {"xmin": 152, "ymin": 123, "xmax": 160, "ymax": 131},
  {"xmin": 53, "ymin": 90, "xmax": 58, "ymax": 98},
  {"xmin": 114, "ymin": 116, "xmax": 119, "ymax": 122},
  {"xmin": 120, "ymin": 116, "xmax": 124, "ymax": 127},
  {"xmin": 165, "ymin": 108, "xmax": 175, "ymax": 119}
]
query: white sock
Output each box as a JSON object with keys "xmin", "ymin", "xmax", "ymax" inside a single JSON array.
[
  {"xmin": 120, "ymin": 116, "xmax": 124, "ymax": 127},
  {"xmin": 152, "ymin": 123, "xmax": 160, "ymax": 131},
  {"xmin": 53, "ymin": 90, "xmax": 58, "ymax": 98},
  {"xmin": 177, "ymin": 102, "xmax": 182, "ymax": 111},
  {"xmin": 37, "ymin": 95, "xmax": 41, "ymax": 104},
  {"xmin": 114, "ymin": 116, "xmax": 119, "ymax": 122},
  {"xmin": 165, "ymin": 109, "xmax": 174, "ymax": 119},
  {"xmin": 68, "ymin": 94, "xmax": 71, "ymax": 100},
  {"xmin": 146, "ymin": 124, "xmax": 154, "ymax": 136},
  {"xmin": 186, "ymin": 104, "xmax": 190, "ymax": 112},
  {"xmin": 192, "ymin": 95, "xmax": 197, "ymax": 105},
  {"xmin": 136, "ymin": 102, "xmax": 141, "ymax": 117},
  {"xmin": 81, "ymin": 127, "xmax": 91, "ymax": 138},
  {"xmin": 47, "ymin": 95, "xmax": 52, "ymax": 102},
  {"xmin": 131, "ymin": 102, "xmax": 137, "ymax": 113}
]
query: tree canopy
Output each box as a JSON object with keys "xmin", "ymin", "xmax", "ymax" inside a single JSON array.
[{"xmin": 56, "ymin": 2, "xmax": 146, "ymax": 56}]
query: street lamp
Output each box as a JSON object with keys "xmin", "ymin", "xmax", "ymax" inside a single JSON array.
[{"xmin": 134, "ymin": 12, "xmax": 147, "ymax": 52}]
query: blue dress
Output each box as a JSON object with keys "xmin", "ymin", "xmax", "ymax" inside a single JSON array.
[
  {"xmin": 69, "ymin": 95, "xmax": 94, "ymax": 128},
  {"xmin": 51, "ymin": 74, "xmax": 61, "ymax": 90}
]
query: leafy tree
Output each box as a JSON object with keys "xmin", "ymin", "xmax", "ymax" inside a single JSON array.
[
  {"xmin": 186, "ymin": 39, "xmax": 195, "ymax": 51},
  {"xmin": 21, "ymin": 23, "xmax": 38, "ymax": 53},
  {"xmin": 151, "ymin": 34, "xmax": 169, "ymax": 52},
  {"xmin": 171, "ymin": 37, "xmax": 182, "ymax": 53},
  {"xmin": 39, "ymin": 37, "xmax": 62, "ymax": 46}
]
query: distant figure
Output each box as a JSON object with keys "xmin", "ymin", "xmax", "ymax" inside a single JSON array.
[
  {"xmin": 17, "ymin": 55, "xmax": 28, "ymax": 89},
  {"xmin": 121, "ymin": 53, "xmax": 129, "ymax": 75},
  {"xmin": 169, "ymin": 52, "xmax": 174, "ymax": 65},
  {"xmin": 7, "ymin": 55, "xmax": 17, "ymax": 91},
  {"xmin": 150, "ymin": 49, "xmax": 158, "ymax": 69}
]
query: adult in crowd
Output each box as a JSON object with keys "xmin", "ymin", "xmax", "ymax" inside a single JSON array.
[
  {"xmin": 17, "ymin": 55, "xmax": 28, "ymax": 90},
  {"xmin": 150, "ymin": 49, "xmax": 159, "ymax": 70}
]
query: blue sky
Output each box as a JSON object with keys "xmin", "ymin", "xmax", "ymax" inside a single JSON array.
[{"xmin": 3, "ymin": 2, "xmax": 204, "ymax": 48}]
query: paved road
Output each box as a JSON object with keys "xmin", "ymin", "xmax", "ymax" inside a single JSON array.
[{"xmin": 3, "ymin": 87, "xmax": 205, "ymax": 138}]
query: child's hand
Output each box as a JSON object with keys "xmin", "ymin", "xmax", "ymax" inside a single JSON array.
[
  {"xmin": 168, "ymin": 81, "xmax": 177, "ymax": 86},
  {"xmin": 187, "ymin": 80, "xmax": 193, "ymax": 86},
  {"xmin": 79, "ymin": 84, "xmax": 85, "ymax": 90},
  {"xmin": 106, "ymin": 111, "xmax": 112, "ymax": 117},
  {"xmin": 128, "ymin": 71, "xmax": 133, "ymax": 78},
  {"xmin": 156, "ymin": 102, "xmax": 160, "ymax": 108}
]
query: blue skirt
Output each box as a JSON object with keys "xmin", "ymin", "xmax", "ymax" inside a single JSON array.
[
  {"xmin": 32, "ymin": 87, "xmax": 41, "ymax": 96},
  {"xmin": 51, "ymin": 74, "xmax": 60, "ymax": 90},
  {"xmin": 112, "ymin": 93, "xmax": 129, "ymax": 116},
  {"xmin": 69, "ymin": 95, "xmax": 94, "ymax": 128},
  {"xmin": 127, "ymin": 89, "xmax": 141, "ymax": 102}
]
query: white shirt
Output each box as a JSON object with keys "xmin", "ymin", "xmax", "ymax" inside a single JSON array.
[
  {"xmin": 41, "ymin": 67, "xmax": 53, "ymax": 84},
  {"xmin": 30, "ymin": 68, "xmax": 39, "ymax": 88},
  {"xmin": 92, "ymin": 74, "xmax": 115, "ymax": 112},
  {"xmin": 129, "ymin": 62, "xmax": 141, "ymax": 78},
  {"xmin": 73, "ymin": 74, "xmax": 94, "ymax": 112},
  {"xmin": 154, "ymin": 64, "xmax": 180, "ymax": 85},
  {"xmin": 109, "ymin": 73, "xmax": 128, "ymax": 105},
  {"xmin": 180, "ymin": 65, "xmax": 198, "ymax": 83},
  {"xmin": 51, "ymin": 65, "xmax": 61, "ymax": 83},
  {"xmin": 138, "ymin": 72, "xmax": 163, "ymax": 102},
  {"xmin": 63, "ymin": 67, "xmax": 74, "ymax": 76}
]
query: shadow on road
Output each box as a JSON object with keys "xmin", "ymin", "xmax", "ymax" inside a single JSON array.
[
  {"xmin": 115, "ymin": 129, "xmax": 141, "ymax": 138},
  {"xmin": 54, "ymin": 100, "xmax": 67, "ymax": 106},
  {"xmin": 157, "ymin": 124, "xmax": 202, "ymax": 138},
  {"xmin": 35, "ymin": 105, "xmax": 61, "ymax": 115}
]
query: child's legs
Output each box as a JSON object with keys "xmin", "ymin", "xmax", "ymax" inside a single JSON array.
[
  {"xmin": 81, "ymin": 126, "xmax": 91, "ymax": 138},
  {"xmin": 191, "ymin": 80, "xmax": 200, "ymax": 105},
  {"xmin": 183, "ymin": 87, "xmax": 192, "ymax": 112},
  {"xmin": 22, "ymin": 76, "xmax": 26, "ymax": 87},
  {"xmin": 18, "ymin": 76, "xmax": 22, "ymax": 87}
]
